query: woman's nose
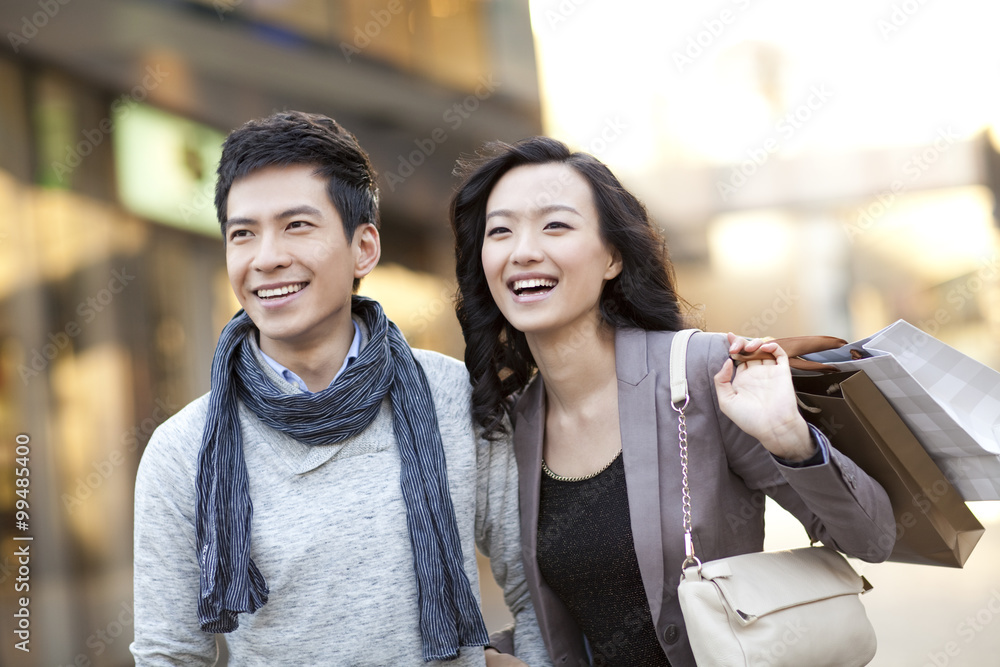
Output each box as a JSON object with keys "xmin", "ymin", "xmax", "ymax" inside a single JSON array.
[{"xmin": 510, "ymin": 231, "xmax": 543, "ymax": 265}]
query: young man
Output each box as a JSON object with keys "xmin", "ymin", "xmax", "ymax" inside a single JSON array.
[{"xmin": 131, "ymin": 112, "xmax": 548, "ymax": 666}]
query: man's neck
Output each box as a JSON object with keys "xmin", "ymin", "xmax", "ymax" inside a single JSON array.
[{"xmin": 259, "ymin": 320, "xmax": 359, "ymax": 392}]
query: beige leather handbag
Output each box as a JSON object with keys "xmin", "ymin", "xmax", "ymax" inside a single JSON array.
[{"xmin": 669, "ymin": 329, "xmax": 878, "ymax": 667}]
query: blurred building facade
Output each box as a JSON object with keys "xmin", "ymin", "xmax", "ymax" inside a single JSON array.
[{"xmin": 0, "ymin": 1, "xmax": 541, "ymax": 665}]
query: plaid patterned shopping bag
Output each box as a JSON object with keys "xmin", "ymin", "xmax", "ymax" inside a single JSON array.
[{"xmin": 803, "ymin": 320, "xmax": 1000, "ymax": 501}]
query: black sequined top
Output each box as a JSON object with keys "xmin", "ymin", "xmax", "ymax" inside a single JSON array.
[{"xmin": 537, "ymin": 453, "xmax": 671, "ymax": 667}]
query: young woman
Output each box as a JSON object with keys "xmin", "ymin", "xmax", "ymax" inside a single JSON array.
[{"xmin": 450, "ymin": 137, "xmax": 895, "ymax": 667}]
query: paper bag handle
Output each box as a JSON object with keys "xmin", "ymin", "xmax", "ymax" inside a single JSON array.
[{"xmin": 730, "ymin": 335, "xmax": 847, "ymax": 372}]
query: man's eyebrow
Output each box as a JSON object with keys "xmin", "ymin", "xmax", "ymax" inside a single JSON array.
[
  {"xmin": 223, "ymin": 205, "xmax": 324, "ymax": 231},
  {"xmin": 485, "ymin": 204, "xmax": 580, "ymax": 221},
  {"xmin": 276, "ymin": 205, "xmax": 323, "ymax": 219},
  {"xmin": 223, "ymin": 216, "xmax": 255, "ymax": 232}
]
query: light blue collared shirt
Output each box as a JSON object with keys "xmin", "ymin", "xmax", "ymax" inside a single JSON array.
[{"xmin": 259, "ymin": 320, "xmax": 361, "ymax": 393}]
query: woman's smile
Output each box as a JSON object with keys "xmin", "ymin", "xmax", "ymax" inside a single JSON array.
[{"xmin": 482, "ymin": 162, "xmax": 621, "ymax": 335}]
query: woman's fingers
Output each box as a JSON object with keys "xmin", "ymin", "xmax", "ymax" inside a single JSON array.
[
  {"xmin": 764, "ymin": 340, "xmax": 790, "ymax": 366},
  {"xmin": 713, "ymin": 357, "xmax": 738, "ymax": 405},
  {"xmin": 728, "ymin": 333, "xmax": 784, "ymax": 366}
]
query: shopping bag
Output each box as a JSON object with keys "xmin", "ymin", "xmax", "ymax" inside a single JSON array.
[
  {"xmin": 801, "ymin": 320, "xmax": 1000, "ymax": 501},
  {"xmin": 794, "ymin": 369, "xmax": 985, "ymax": 567}
]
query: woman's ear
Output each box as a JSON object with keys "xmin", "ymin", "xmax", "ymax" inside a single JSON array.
[
  {"xmin": 353, "ymin": 224, "xmax": 381, "ymax": 279},
  {"xmin": 605, "ymin": 248, "xmax": 623, "ymax": 281}
]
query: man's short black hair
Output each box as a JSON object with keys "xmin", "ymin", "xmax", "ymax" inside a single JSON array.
[{"xmin": 215, "ymin": 111, "xmax": 379, "ymax": 240}]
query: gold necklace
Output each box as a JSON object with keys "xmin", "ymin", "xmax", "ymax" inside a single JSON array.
[{"xmin": 541, "ymin": 448, "xmax": 622, "ymax": 482}]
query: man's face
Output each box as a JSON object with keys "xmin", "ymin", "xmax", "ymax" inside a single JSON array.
[{"xmin": 224, "ymin": 163, "xmax": 379, "ymax": 364}]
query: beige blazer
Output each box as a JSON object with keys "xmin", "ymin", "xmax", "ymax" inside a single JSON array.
[{"xmin": 511, "ymin": 328, "xmax": 895, "ymax": 667}]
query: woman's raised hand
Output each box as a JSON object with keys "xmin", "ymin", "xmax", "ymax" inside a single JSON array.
[{"xmin": 712, "ymin": 332, "xmax": 816, "ymax": 462}]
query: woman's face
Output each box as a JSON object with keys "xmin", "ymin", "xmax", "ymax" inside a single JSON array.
[{"xmin": 481, "ymin": 162, "xmax": 621, "ymax": 337}]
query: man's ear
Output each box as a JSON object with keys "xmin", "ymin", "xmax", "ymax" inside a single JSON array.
[{"xmin": 353, "ymin": 223, "xmax": 381, "ymax": 280}]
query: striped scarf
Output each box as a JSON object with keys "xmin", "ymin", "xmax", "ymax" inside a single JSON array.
[{"xmin": 195, "ymin": 296, "xmax": 488, "ymax": 661}]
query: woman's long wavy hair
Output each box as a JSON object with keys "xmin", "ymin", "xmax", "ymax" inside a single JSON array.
[{"xmin": 451, "ymin": 136, "xmax": 691, "ymax": 439}]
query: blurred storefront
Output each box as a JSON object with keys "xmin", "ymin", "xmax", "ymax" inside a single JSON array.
[{"xmin": 0, "ymin": 1, "xmax": 541, "ymax": 665}]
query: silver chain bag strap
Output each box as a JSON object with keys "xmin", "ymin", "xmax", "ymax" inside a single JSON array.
[{"xmin": 669, "ymin": 329, "xmax": 878, "ymax": 667}]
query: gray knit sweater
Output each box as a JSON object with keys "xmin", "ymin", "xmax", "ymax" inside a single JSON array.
[{"xmin": 131, "ymin": 340, "xmax": 551, "ymax": 667}]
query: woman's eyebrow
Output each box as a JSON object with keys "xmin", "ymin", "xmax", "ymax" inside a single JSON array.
[{"xmin": 486, "ymin": 204, "xmax": 580, "ymax": 220}]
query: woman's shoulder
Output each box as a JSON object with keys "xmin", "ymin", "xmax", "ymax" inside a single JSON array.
[{"xmin": 629, "ymin": 328, "xmax": 729, "ymax": 365}]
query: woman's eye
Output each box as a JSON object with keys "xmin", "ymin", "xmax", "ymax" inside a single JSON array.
[
  {"xmin": 486, "ymin": 226, "xmax": 510, "ymax": 237},
  {"xmin": 544, "ymin": 221, "xmax": 570, "ymax": 230}
]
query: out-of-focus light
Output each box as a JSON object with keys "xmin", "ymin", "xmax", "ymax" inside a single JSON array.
[
  {"xmin": 114, "ymin": 104, "xmax": 225, "ymax": 237},
  {"xmin": 851, "ymin": 187, "xmax": 995, "ymax": 284},
  {"xmin": 529, "ymin": 0, "xmax": 1000, "ymax": 170},
  {"xmin": 358, "ymin": 262, "xmax": 461, "ymax": 355},
  {"xmin": 708, "ymin": 210, "xmax": 795, "ymax": 276}
]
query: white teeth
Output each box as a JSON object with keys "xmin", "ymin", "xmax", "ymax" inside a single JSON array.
[
  {"xmin": 512, "ymin": 278, "xmax": 557, "ymax": 293},
  {"xmin": 257, "ymin": 283, "xmax": 305, "ymax": 299}
]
